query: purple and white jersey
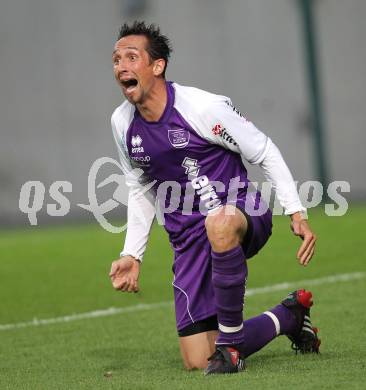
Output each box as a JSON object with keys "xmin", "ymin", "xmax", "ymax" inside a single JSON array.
[{"xmin": 112, "ymin": 82, "xmax": 305, "ymax": 260}]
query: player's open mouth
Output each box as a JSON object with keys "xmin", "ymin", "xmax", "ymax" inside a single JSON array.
[{"xmin": 121, "ymin": 78, "xmax": 138, "ymax": 93}]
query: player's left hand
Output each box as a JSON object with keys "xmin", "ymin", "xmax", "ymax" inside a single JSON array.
[
  {"xmin": 109, "ymin": 256, "xmax": 140, "ymax": 293},
  {"xmin": 290, "ymin": 217, "xmax": 317, "ymax": 266}
]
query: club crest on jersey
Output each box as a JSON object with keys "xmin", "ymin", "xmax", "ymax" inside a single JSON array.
[{"xmin": 168, "ymin": 129, "xmax": 190, "ymax": 149}]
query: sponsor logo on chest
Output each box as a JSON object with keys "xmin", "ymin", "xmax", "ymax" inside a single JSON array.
[{"xmin": 130, "ymin": 134, "xmax": 151, "ymax": 166}]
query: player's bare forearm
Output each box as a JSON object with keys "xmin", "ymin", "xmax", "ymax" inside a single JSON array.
[
  {"xmin": 290, "ymin": 212, "xmax": 317, "ymax": 266},
  {"xmin": 109, "ymin": 255, "xmax": 141, "ymax": 292}
]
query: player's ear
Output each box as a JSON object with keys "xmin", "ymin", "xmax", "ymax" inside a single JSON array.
[{"xmin": 153, "ymin": 59, "xmax": 165, "ymax": 77}]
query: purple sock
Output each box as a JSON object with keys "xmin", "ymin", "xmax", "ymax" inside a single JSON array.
[
  {"xmin": 211, "ymin": 245, "xmax": 247, "ymax": 345},
  {"xmin": 236, "ymin": 304, "xmax": 298, "ymax": 357},
  {"xmin": 269, "ymin": 304, "xmax": 298, "ymax": 335}
]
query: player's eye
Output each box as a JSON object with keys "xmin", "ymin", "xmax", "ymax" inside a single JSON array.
[
  {"xmin": 113, "ymin": 57, "xmax": 119, "ymax": 65},
  {"xmin": 129, "ymin": 54, "xmax": 137, "ymax": 61}
]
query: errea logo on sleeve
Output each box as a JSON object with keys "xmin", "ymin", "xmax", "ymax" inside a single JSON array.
[{"xmin": 131, "ymin": 135, "xmax": 144, "ymax": 153}]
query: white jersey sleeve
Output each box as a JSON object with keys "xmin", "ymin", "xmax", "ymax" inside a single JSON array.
[
  {"xmin": 173, "ymin": 84, "xmax": 305, "ymax": 215},
  {"xmin": 111, "ymin": 104, "xmax": 156, "ymax": 261}
]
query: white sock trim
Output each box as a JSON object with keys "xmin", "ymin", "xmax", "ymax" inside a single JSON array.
[
  {"xmin": 264, "ymin": 311, "xmax": 281, "ymax": 336},
  {"xmin": 218, "ymin": 323, "xmax": 243, "ymax": 333}
]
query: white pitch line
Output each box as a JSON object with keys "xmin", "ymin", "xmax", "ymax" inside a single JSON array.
[
  {"xmin": 0, "ymin": 301, "xmax": 173, "ymax": 331},
  {"xmin": 0, "ymin": 271, "xmax": 364, "ymax": 331},
  {"xmin": 245, "ymin": 272, "xmax": 365, "ymax": 296}
]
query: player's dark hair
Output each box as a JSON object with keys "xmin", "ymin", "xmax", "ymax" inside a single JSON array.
[{"xmin": 118, "ymin": 21, "xmax": 172, "ymax": 78}]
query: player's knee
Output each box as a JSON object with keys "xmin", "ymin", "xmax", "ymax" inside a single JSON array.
[
  {"xmin": 205, "ymin": 206, "xmax": 243, "ymax": 251},
  {"xmin": 183, "ymin": 355, "xmax": 208, "ymax": 370},
  {"xmin": 205, "ymin": 206, "xmax": 236, "ymax": 238}
]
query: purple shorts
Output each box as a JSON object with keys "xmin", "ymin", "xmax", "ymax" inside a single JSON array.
[{"xmin": 171, "ymin": 198, "xmax": 272, "ymax": 332}]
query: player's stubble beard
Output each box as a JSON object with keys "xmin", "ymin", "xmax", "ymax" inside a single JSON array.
[
  {"xmin": 122, "ymin": 79, "xmax": 156, "ymax": 110},
  {"xmin": 121, "ymin": 83, "xmax": 140, "ymax": 105}
]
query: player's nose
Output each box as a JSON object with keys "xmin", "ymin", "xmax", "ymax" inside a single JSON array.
[{"xmin": 115, "ymin": 67, "xmax": 129, "ymax": 82}]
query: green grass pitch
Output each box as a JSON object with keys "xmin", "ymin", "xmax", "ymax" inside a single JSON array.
[{"xmin": 0, "ymin": 205, "xmax": 365, "ymax": 389}]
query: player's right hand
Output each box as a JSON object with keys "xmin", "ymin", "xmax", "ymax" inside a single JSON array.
[{"xmin": 109, "ymin": 256, "xmax": 140, "ymax": 293}]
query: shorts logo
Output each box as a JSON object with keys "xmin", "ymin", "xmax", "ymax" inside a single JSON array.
[
  {"xmin": 182, "ymin": 157, "xmax": 200, "ymax": 178},
  {"xmin": 168, "ymin": 129, "xmax": 190, "ymax": 149},
  {"xmin": 211, "ymin": 124, "xmax": 237, "ymax": 146},
  {"xmin": 131, "ymin": 134, "xmax": 144, "ymax": 153},
  {"xmin": 181, "ymin": 157, "xmax": 221, "ymax": 212}
]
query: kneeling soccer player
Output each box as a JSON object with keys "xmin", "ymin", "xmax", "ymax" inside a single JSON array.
[{"xmin": 109, "ymin": 21, "xmax": 320, "ymax": 374}]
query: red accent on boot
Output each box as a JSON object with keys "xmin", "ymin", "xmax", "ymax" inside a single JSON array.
[
  {"xmin": 227, "ymin": 348, "xmax": 239, "ymax": 366},
  {"xmin": 297, "ymin": 289, "xmax": 313, "ymax": 308}
]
